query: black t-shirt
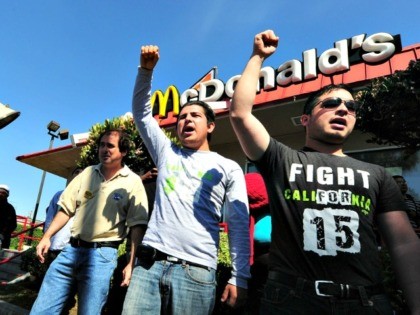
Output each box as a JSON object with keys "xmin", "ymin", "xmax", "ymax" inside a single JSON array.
[
  {"xmin": 0, "ymin": 201, "xmax": 17, "ymax": 248},
  {"xmin": 255, "ymin": 138, "xmax": 406, "ymax": 286}
]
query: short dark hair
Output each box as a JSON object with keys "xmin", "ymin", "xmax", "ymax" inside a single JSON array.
[
  {"xmin": 303, "ymin": 84, "xmax": 354, "ymax": 115},
  {"xmin": 176, "ymin": 100, "xmax": 216, "ymax": 142},
  {"xmin": 97, "ymin": 129, "xmax": 131, "ymax": 154},
  {"xmin": 179, "ymin": 101, "xmax": 215, "ymax": 123}
]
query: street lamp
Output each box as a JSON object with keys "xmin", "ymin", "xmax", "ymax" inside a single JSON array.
[{"xmin": 28, "ymin": 120, "xmax": 69, "ymax": 243}]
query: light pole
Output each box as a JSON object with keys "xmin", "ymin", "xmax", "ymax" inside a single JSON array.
[{"xmin": 28, "ymin": 121, "xmax": 69, "ymax": 244}]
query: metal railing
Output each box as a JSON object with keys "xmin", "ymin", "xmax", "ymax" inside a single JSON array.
[
  {"xmin": 0, "ymin": 216, "xmax": 44, "ymax": 281},
  {"xmin": 10, "ymin": 215, "xmax": 44, "ymax": 251}
]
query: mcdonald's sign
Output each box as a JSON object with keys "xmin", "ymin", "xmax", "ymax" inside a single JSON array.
[
  {"xmin": 150, "ymin": 32, "xmax": 401, "ymax": 120},
  {"xmin": 151, "ymin": 85, "xmax": 180, "ymax": 118}
]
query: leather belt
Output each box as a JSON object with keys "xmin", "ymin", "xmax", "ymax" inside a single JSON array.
[
  {"xmin": 70, "ymin": 237, "xmax": 121, "ymax": 249},
  {"xmin": 268, "ymin": 271, "xmax": 384, "ymax": 299},
  {"xmin": 136, "ymin": 245, "xmax": 211, "ymax": 270}
]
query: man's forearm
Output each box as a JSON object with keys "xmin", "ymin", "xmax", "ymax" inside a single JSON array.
[
  {"xmin": 128, "ymin": 225, "xmax": 146, "ymax": 267},
  {"xmin": 228, "ymin": 228, "xmax": 251, "ymax": 289},
  {"xmin": 389, "ymin": 239, "xmax": 420, "ymax": 313},
  {"xmin": 132, "ymin": 68, "xmax": 153, "ymax": 124},
  {"xmin": 231, "ymin": 54, "xmax": 265, "ymax": 117},
  {"xmin": 43, "ymin": 211, "xmax": 70, "ymax": 239}
]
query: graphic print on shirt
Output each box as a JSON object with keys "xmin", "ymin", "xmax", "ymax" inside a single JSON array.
[
  {"xmin": 303, "ymin": 208, "xmax": 360, "ymax": 256},
  {"xmin": 163, "ymin": 161, "xmax": 223, "ymax": 207},
  {"xmin": 164, "ymin": 175, "xmax": 177, "ymax": 194},
  {"xmin": 288, "ymin": 163, "xmax": 371, "ymax": 257}
]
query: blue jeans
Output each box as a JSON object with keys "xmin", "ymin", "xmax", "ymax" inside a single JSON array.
[
  {"xmin": 122, "ymin": 259, "xmax": 217, "ymax": 315},
  {"xmin": 260, "ymin": 279, "xmax": 393, "ymax": 315},
  {"xmin": 30, "ymin": 245, "xmax": 117, "ymax": 315}
]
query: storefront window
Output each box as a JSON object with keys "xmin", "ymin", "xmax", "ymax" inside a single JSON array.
[{"xmin": 348, "ymin": 148, "xmax": 420, "ymax": 199}]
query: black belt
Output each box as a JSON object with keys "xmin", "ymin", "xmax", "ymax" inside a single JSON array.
[
  {"xmin": 136, "ymin": 245, "xmax": 211, "ymax": 270},
  {"xmin": 268, "ymin": 271, "xmax": 384, "ymax": 299},
  {"xmin": 70, "ymin": 237, "xmax": 121, "ymax": 249}
]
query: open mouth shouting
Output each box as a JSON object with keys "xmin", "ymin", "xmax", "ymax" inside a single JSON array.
[
  {"xmin": 329, "ymin": 117, "xmax": 347, "ymax": 130},
  {"xmin": 182, "ymin": 124, "xmax": 195, "ymax": 137}
]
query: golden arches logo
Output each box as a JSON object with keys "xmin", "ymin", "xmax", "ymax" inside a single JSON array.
[{"xmin": 151, "ymin": 86, "xmax": 180, "ymax": 118}]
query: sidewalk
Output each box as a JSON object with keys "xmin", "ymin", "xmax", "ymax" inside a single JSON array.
[
  {"xmin": 0, "ymin": 248, "xmax": 31, "ymax": 314},
  {"xmin": 0, "ymin": 300, "xmax": 29, "ymax": 315}
]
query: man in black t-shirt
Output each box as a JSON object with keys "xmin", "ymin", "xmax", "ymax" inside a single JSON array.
[
  {"xmin": 229, "ymin": 30, "xmax": 420, "ymax": 314},
  {"xmin": 393, "ymin": 175, "xmax": 420, "ymax": 230}
]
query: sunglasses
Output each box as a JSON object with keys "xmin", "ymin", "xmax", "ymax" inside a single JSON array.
[{"xmin": 316, "ymin": 97, "xmax": 359, "ymax": 115}]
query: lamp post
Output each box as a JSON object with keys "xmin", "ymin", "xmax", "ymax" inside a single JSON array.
[{"xmin": 28, "ymin": 120, "xmax": 69, "ymax": 244}]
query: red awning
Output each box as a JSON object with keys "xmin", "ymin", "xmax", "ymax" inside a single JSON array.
[{"xmin": 16, "ymin": 142, "xmax": 87, "ymax": 179}]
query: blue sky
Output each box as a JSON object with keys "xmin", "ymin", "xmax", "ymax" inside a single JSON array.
[{"xmin": 1, "ymin": 0, "xmax": 419, "ymax": 221}]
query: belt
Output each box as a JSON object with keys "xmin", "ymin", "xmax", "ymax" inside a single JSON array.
[
  {"xmin": 70, "ymin": 237, "xmax": 121, "ymax": 249},
  {"xmin": 136, "ymin": 245, "xmax": 211, "ymax": 270},
  {"xmin": 268, "ymin": 271, "xmax": 384, "ymax": 299}
]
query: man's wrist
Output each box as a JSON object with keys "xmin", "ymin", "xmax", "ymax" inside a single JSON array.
[
  {"xmin": 228, "ymin": 276, "xmax": 248, "ymax": 289},
  {"xmin": 41, "ymin": 234, "xmax": 52, "ymax": 241},
  {"xmin": 139, "ymin": 66, "xmax": 153, "ymax": 71}
]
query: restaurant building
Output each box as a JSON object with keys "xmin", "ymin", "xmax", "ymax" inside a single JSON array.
[{"xmin": 17, "ymin": 31, "xmax": 420, "ymax": 198}]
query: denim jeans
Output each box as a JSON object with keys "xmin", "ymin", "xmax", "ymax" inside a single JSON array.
[
  {"xmin": 122, "ymin": 259, "xmax": 217, "ymax": 315},
  {"xmin": 259, "ymin": 279, "xmax": 394, "ymax": 315},
  {"xmin": 30, "ymin": 244, "xmax": 117, "ymax": 315}
]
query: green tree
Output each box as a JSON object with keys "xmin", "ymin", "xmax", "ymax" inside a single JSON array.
[
  {"xmin": 355, "ymin": 60, "xmax": 420, "ymax": 153},
  {"xmin": 354, "ymin": 62, "xmax": 420, "ymax": 312}
]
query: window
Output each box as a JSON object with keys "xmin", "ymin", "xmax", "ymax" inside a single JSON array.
[{"xmin": 348, "ymin": 148, "xmax": 420, "ymax": 200}]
